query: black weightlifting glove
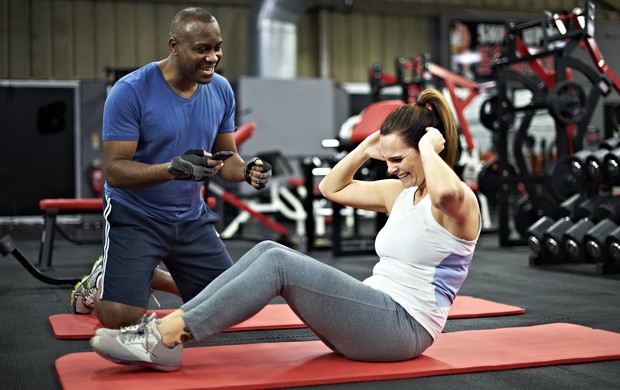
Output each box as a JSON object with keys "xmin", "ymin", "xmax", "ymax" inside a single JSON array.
[
  {"xmin": 244, "ymin": 157, "xmax": 272, "ymax": 190},
  {"xmin": 168, "ymin": 149, "xmax": 214, "ymax": 181}
]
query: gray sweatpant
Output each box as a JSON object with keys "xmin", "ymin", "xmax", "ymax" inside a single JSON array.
[{"xmin": 181, "ymin": 240, "xmax": 433, "ymax": 361}]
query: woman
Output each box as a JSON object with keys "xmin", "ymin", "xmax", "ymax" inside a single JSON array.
[{"xmin": 90, "ymin": 88, "xmax": 481, "ymax": 372}]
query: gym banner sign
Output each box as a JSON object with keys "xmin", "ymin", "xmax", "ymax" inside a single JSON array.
[{"xmin": 449, "ymin": 19, "xmax": 555, "ymax": 81}]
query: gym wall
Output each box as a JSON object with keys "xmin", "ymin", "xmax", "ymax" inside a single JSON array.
[
  {"xmin": 0, "ymin": 0, "xmax": 618, "ymax": 218},
  {"xmin": 0, "ymin": 80, "xmax": 107, "ymax": 216},
  {"xmin": 234, "ymin": 77, "xmax": 347, "ymax": 159},
  {"xmin": 2, "ymin": 0, "xmax": 617, "ymax": 84}
]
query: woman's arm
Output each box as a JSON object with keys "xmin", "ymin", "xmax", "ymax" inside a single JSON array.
[
  {"xmin": 319, "ymin": 131, "xmax": 402, "ymax": 214},
  {"xmin": 420, "ymin": 127, "xmax": 480, "ymax": 240}
]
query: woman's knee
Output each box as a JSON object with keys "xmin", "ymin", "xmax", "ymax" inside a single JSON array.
[{"xmin": 255, "ymin": 240, "xmax": 281, "ymax": 251}]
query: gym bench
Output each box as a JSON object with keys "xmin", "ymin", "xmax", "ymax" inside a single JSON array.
[
  {"xmin": 38, "ymin": 198, "xmax": 104, "ymax": 270},
  {"xmin": 38, "ymin": 195, "xmax": 217, "ymax": 270}
]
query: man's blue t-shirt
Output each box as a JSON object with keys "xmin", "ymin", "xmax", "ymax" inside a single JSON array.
[{"xmin": 102, "ymin": 62, "xmax": 236, "ymax": 221}]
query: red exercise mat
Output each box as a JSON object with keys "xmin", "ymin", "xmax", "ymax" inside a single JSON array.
[
  {"xmin": 49, "ymin": 304, "xmax": 303, "ymax": 340},
  {"xmin": 55, "ymin": 323, "xmax": 620, "ymax": 389},
  {"xmin": 449, "ymin": 295, "xmax": 525, "ymax": 318},
  {"xmin": 49, "ymin": 296, "xmax": 525, "ymax": 339}
]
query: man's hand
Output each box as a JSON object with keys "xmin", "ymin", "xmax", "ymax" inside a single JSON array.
[
  {"xmin": 244, "ymin": 157, "xmax": 272, "ymax": 190},
  {"xmin": 168, "ymin": 149, "xmax": 215, "ymax": 181}
]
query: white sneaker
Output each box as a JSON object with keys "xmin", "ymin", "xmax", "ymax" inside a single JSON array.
[{"xmin": 90, "ymin": 313, "xmax": 182, "ymax": 371}]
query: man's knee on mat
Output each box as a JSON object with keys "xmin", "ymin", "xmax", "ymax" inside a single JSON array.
[{"xmin": 95, "ymin": 299, "xmax": 148, "ymax": 329}]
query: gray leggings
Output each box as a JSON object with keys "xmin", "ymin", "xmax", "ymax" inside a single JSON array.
[{"xmin": 181, "ymin": 241, "xmax": 433, "ymax": 361}]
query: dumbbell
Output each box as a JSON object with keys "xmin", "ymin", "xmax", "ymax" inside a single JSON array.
[
  {"xmin": 583, "ymin": 218, "xmax": 618, "ymax": 263},
  {"xmin": 558, "ymin": 193, "xmax": 585, "ymax": 219},
  {"xmin": 573, "ymin": 194, "xmax": 609, "ymax": 222},
  {"xmin": 596, "ymin": 196, "xmax": 620, "ymax": 224},
  {"xmin": 527, "ymin": 216, "xmax": 556, "ymax": 258},
  {"xmin": 565, "ymin": 149, "xmax": 593, "ymax": 185},
  {"xmin": 585, "ymin": 148, "xmax": 611, "ymax": 185},
  {"xmin": 604, "ymin": 147, "xmax": 620, "ymax": 184},
  {"xmin": 599, "ymin": 137, "xmax": 620, "ymax": 151},
  {"xmin": 546, "ymin": 155, "xmax": 584, "ymax": 202},
  {"xmin": 605, "ymin": 225, "xmax": 620, "ymax": 262},
  {"xmin": 563, "ymin": 218, "xmax": 595, "ymax": 261},
  {"xmin": 543, "ymin": 217, "xmax": 576, "ymax": 260},
  {"xmin": 586, "ymin": 138, "xmax": 620, "ymax": 184}
]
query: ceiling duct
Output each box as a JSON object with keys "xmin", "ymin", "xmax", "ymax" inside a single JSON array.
[{"xmin": 249, "ymin": 0, "xmax": 322, "ymax": 79}]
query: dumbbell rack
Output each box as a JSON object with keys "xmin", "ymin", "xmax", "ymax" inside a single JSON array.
[
  {"xmin": 526, "ymin": 137, "xmax": 620, "ymax": 274},
  {"xmin": 527, "ymin": 212, "xmax": 620, "ymax": 275}
]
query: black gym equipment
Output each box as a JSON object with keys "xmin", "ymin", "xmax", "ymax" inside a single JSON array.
[
  {"xmin": 477, "ymin": 158, "xmax": 519, "ymax": 204},
  {"xmin": 544, "ymin": 156, "xmax": 583, "ymax": 204},
  {"xmin": 565, "ymin": 149, "xmax": 594, "ymax": 187},
  {"xmin": 479, "ymin": 94, "xmax": 515, "ymax": 132},
  {"xmin": 492, "ymin": 70, "xmax": 554, "ymax": 240},
  {"xmin": 563, "ymin": 218, "xmax": 596, "ymax": 261},
  {"xmin": 596, "ymin": 196, "xmax": 620, "ymax": 224},
  {"xmin": 542, "ymin": 217, "xmax": 574, "ymax": 261},
  {"xmin": 541, "ymin": 147, "xmax": 612, "ymax": 206},
  {"xmin": 527, "ymin": 216, "xmax": 556, "ymax": 258},
  {"xmin": 526, "ymin": 196, "xmax": 620, "ymax": 274},
  {"xmin": 301, "ymin": 156, "xmax": 387, "ymax": 256},
  {"xmin": 586, "ymin": 148, "xmax": 612, "ymax": 186},
  {"xmin": 491, "ymin": 2, "xmax": 620, "ymax": 247},
  {"xmin": 558, "ymin": 193, "xmax": 586, "ymax": 220},
  {"xmin": 604, "ymin": 227, "xmax": 620, "ymax": 273},
  {"xmin": 573, "ymin": 194, "xmax": 609, "ymax": 222},
  {"xmin": 604, "ymin": 147, "xmax": 620, "ymax": 185},
  {"xmin": 547, "ymin": 81, "xmax": 588, "ymax": 125},
  {"xmin": 583, "ymin": 218, "xmax": 618, "ymax": 263},
  {"xmin": 600, "ymin": 137, "xmax": 620, "ymax": 150},
  {"xmin": 0, "ymin": 234, "xmax": 80, "ymax": 285}
]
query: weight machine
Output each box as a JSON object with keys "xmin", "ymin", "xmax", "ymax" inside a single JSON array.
[{"xmin": 491, "ymin": 1, "xmax": 620, "ymax": 246}]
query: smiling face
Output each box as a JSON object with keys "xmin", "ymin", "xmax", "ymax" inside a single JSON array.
[
  {"xmin": 380, "ymin": 133, "xmax": 423, "ymax": 188},
  {"xmin": 171, "ymin": 20, "xmax": 222, "ymax": 85}
]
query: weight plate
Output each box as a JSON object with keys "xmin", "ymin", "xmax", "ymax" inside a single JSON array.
[
  {"xmin": 547, "ymin": 81, "xmax": 587, "ymax": 125},
  {"xmin": 479, "ymin": 94, "xmax": 515, "ymax": 132}
]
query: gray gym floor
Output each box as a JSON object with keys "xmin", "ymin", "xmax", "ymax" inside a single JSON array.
[{"xmin": 1, "ymin": 221, "xmax": 619, "ymax": 389}]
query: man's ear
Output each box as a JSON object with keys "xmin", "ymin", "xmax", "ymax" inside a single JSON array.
[{"xmin": 169, "ymin": 37, "xmax": 179, "ymax": 55}]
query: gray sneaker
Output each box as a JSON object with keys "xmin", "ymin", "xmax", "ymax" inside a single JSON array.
[
  {"xmin": 70, "ymin": 256, "xmax": 103, "ymax": 314},
  {"xmin": 90, "ymin": 313, "xmax": 182, "ymax": 371},
  {"xmin": 94, "ymin": 313, "xmax": 156, "ymax": 338}
]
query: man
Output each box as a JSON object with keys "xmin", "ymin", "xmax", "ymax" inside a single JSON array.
[{"xmin": 70, "ymin": 7, "xmax": 271, "ymax": 329}]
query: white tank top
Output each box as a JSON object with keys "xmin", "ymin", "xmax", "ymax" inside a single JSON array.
[{"xmin": 363, "ymin": 186, "xmax": 478, "ymax": 339}]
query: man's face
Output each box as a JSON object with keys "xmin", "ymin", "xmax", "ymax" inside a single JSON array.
[{"xmin": 171, "ymin": 20, "xmax": 222, "ymax": 84}]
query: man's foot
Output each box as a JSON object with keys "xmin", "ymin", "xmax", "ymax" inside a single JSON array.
[
  {"xmin": 90, "ymin": 313, "xmax": 182, "ymax": 372},
  {"xmin": 70, "ymin": 256, "xmax": 103, "ymax": 314}
]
